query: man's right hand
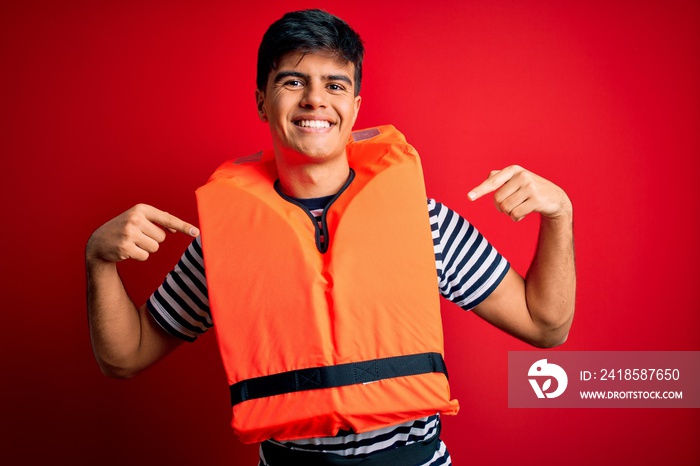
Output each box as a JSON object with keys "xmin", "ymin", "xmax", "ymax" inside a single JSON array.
[
  {"xmin": 86, "ymin": 204, "xmax": 199, "ymax": 263},
  {"xmin": 86, "ymin": 204, "xmax": 195, "ymax": 378}
]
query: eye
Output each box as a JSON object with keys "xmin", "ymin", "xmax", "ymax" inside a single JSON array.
[
  {"xmin": 327, "ymin": 83, "xmax": 346, "ymax": 92},
  {"xmin": 284, "ymin": 79, "xmax": 304, "ymax": 88}
]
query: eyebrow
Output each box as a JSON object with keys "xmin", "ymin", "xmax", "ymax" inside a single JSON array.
[{"xmin": 273, "ymin": 70, "xmax": 353, "ymax": 86}]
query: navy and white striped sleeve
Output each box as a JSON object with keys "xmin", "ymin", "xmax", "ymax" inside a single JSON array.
[
  {"xmin": 147, "ymin": 236, "xmax": 212, "ymax": 342},
  {"xmin": 428, "ymin": 198, "xmax": 510, "ymax": 310}
]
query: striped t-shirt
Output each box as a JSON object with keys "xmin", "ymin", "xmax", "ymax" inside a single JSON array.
[{"xmin": 147, "ymin": 198, "xmax": 509, "ymax": 465}]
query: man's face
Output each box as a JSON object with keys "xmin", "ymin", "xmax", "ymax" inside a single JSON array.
[{"xmin": 256, "ymin": 51, "xmax": 361, "ymax": 165}]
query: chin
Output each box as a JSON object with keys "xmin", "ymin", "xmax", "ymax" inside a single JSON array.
[{"xmin": 292, "ymin": 144, "xmax": 338, "ymax": 160}]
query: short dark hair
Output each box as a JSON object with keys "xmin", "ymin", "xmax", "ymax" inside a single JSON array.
[{"xmin": 256, "ymin": 9, "xmax": 365, "ymax": 95}]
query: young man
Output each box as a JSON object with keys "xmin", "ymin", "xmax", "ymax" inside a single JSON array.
[{"xmin": 86, "ymin": 9, "xmax": 574, "ymax": 465}]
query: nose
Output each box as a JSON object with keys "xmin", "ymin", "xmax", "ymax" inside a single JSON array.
[{"xmin": 300, "ymin": 82, "xmax": 326, "ymax": 109}]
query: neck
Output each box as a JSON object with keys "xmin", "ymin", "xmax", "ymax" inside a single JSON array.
[{"xmin": 275, "ymin": 155, "xmax": 350, "ymax": 198}]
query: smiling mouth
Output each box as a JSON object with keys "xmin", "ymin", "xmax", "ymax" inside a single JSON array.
[{"xmin": 295, "ymin": 120, "xmax": 332, "ymax": 129}]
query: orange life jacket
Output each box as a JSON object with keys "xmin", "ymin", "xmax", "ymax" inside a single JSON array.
[{"xmin": 195, "ymin": 125, "xmax": 459, "ymax": 444}]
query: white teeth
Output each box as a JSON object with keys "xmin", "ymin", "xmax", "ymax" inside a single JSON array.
[{"xmin": 297, "ymin": 120, "xmax": 331, "ymax": 128}]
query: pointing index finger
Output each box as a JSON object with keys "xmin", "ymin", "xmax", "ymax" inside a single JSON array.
[
  {"xmin": 468, "ymin": 169, "xmax": 504, "ymax": 201},
  {"xmin": 144, "ymin": 205, "xmax": 199, "ymax": 237}
]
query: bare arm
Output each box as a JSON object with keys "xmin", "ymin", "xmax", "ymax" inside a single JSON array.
[
  {"xmin": 86, "ymin": 204, "xmax": 199, "ymax": 378},
  {"xmin": 467, "ymin": 166, "xmax": 575, "ymax": 348}
]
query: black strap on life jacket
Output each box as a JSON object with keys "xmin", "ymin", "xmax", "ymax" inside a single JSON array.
[{"xmin": 230, "ymin": 352, "xmax": 448, "ymax": 406}]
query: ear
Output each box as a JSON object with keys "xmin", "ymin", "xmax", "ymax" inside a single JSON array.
[
  {"xmin": 255, "ymin": 89, "xmax": 267, "ymax": 122},
  {"xmin": 352, "ymin": 95, "xmax": 362, "ymax": 125}
]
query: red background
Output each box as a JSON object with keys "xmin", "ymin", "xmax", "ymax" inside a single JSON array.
[{"xmin": 2, "ymin": 1, "xmax": 699, "ymax": 464}]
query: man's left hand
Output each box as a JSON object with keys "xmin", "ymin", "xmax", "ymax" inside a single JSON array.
[{"xmin": 467, "ymin": 165, "xmax": 572, "ymax": 221}]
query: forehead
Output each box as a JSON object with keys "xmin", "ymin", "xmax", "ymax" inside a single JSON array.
[{"xmin": 273, "ymin": 51, "xmax": 356, "ymax": 78}]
